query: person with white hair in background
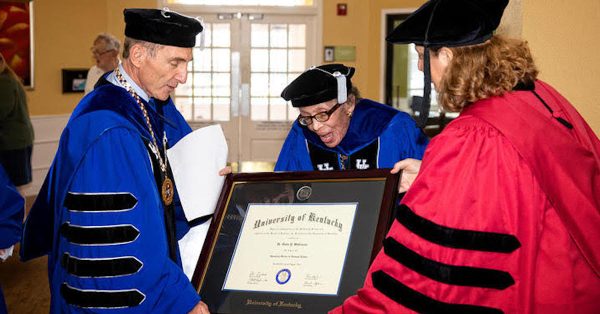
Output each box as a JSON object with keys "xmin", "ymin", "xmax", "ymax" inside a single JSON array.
[{"xmin": 84, "ymin": 33, "xmax": 120, "ymax": 95}]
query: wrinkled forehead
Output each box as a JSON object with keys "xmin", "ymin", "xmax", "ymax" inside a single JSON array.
[{"xmin": 157, "ymin": 45, "xmax": 193, "ymax": 61}]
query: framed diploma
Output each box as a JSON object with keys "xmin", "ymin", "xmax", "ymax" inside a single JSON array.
[{"xmin": 192, "ymin": 169, "xmax": 399, "ymax": 313}]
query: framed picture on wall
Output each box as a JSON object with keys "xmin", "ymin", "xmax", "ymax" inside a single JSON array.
[
  {"xmin": 0, "ymin": 0, "xmax": 34, "ymax": 88},
  {"xmin": 61, "ymin": 69, "xmax": 88, "ymax": 93}
]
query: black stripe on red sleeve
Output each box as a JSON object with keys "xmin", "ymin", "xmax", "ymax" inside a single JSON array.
[
  {"xmin": 396, "ymin": 204, "xmax": 520, "ymax": 253},
  {"xmin": 372, "ymin": 270, "xmax": 503, "ymax": 314},
  {"xmin": 383, "ymin": 237, "xmax": 514, "ymax": 290}
]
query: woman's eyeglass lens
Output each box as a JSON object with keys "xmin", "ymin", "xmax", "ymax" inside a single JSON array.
[{"xmin": 297, "ymin": 102, "xmax": 343, "ymax": 126}]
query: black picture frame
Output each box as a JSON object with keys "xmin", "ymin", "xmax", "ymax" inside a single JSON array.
[
  {"xmin": 192, "ymin": 169, "xmax": 399, "ymax": 314},
  {"xmin": 61, "ymin": 68, "xmax": 88, "ymax": 93}
]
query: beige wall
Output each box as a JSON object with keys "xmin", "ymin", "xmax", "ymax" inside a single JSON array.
[
  {"xmin": 27, "ymin": 0, "xmax": 107, "ymax": 115},
  {"xmin": 321, "ymin": 0, "xmax": 370, "ymax": 96},
  {"xmin": 523, "ymin": 0, "xmax": 600, "ymax": 133},
  {"xmin": 25, "ymin": 0, "xmax": 154, "ymax": 116},
  {"xmin": 322, "ymin": 0, "xmax": 423, "ymax": 103},
  {"xmin": 26, "ymin": 0, "xmax": 600, "ymax": 133}
]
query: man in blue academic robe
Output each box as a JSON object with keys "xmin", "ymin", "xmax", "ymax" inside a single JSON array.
[{"xmin": 21, "ymin": 9, "xmax": 209, "ymax": 314}]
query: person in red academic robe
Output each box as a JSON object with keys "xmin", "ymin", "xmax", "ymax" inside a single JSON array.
[{"xmin": 331, "ymin": 0, "xmax": 600, "ymax": 313}]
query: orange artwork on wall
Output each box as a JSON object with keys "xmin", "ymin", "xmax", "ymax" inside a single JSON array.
[{"xmin": 0, "ymin": 0, "xmax": 32, "ymax": 87}]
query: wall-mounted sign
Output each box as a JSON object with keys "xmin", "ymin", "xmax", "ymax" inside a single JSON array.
[
  {"xmin": 323, "ymin": 46, "xmax": 356, "ymax": 62},
  {"xmin": 334, "ymin": 46, "xmax": 356, "ymax": 62}
]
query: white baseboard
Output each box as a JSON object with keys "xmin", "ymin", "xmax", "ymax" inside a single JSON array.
[{"xmin": 22, "ymin": 114, "xmax": 70, "ymax": 197}]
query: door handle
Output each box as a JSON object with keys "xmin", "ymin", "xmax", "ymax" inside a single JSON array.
[
  {"xmin": 231, "ymin": 52, "xmax": 240, "ymax": 118},
  {"xmin": 241, "ymin": 84, "xmax": 250, "ymax": 117}
]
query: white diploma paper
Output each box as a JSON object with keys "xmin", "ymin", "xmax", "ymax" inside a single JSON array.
[
  {"xmin": 167, "ymin": 124, "xmax": 228, "ymax": 220},
  {"xmin": 223, "ymin": 203, "xmax": 357, "ymax": 295},
  {"xmin": 178, "ymin": 218, "xmax": 211, "ymax": 279},
  {"xmin": 168, "ymin": 124, "xmax": 228, "ymax": 279}
]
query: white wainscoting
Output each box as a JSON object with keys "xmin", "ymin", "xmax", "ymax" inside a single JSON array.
[{"xmin": 23, "ymin": 114, "xmax": 70, "ymax": 197}]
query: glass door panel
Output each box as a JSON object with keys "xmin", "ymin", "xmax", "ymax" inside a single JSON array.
[{"xmin": 173, "ymin": 12, "xmax": 316, "ymax": 165}]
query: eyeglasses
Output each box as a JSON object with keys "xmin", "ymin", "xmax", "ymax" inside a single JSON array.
[
  {"xmin": 91, "ymin": 47, "xmax": 113, "ymax": 57},
  {"xmin": 297, "ymin": 102, "xmax": 343, "ymax": 126}
]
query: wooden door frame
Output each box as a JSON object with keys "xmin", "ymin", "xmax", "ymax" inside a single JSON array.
[{"xmin": 379, "ymin": 8, "xmax": 414, "ymax": 105}]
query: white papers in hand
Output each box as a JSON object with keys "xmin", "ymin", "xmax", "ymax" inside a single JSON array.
[
  {"xmin": 167, "ymin": 124, "xmax": 228, "ymax": 220},
  {"xmin": 178, "ymin": 218, "xmax": 212, "ymax": 280},
  {"xmin": 168, "ymin": 124, "xmax": 228, "ymax": 280}
]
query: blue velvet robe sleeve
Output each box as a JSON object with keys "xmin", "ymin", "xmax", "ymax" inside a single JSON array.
[
  {"xmin": 53, "ymin": 127, "xmax": 199, "ymax": 313},
  {"xmin": 0, "ymin": 165, "xmax": 24, "ymax": 249},
  {"xmin": 274, "ymin": 124, "xmax": 314, "ymax": 171},
  {"xmin": 1, "ymin": 164, "xmax": 24, "ymax": 314},
  {"xmin": 376, "ymin": 112, "xmax": 429, "ymax": 168}
]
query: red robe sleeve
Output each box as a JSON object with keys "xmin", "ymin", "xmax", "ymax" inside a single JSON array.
[{"xmin": 332, "ymin": 114, "xmax": 600, "ymax": 313}]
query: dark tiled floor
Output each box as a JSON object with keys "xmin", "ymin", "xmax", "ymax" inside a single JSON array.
[
  {"xmin": 0, "ymin": 195, "xmax": 50, "ymax": 313},
  {"xmin": 0, "ymin": 246, "xmax": 50, "ymax": 313}
]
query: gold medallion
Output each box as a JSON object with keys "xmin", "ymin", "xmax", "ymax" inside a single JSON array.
[{"xmin": 161, "ymin": 177, "xmax": 174, "ymax": 206}]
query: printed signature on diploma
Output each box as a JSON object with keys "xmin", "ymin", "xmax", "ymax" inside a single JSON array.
[
  {"xmin": 303, "ymin": 274, "xmax": 324, "ymax": 287},
  {"xmin": 247, "ymin": 271, "xmax": 268, "ymax": 285}
]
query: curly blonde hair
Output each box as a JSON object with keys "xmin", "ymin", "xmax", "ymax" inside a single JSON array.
[{"xmin": 438, "ymin": 35, "xmax": 538, "ymax": 112}]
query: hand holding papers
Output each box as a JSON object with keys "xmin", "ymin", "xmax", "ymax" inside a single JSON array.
[
  {"xmin": 168, "ymin": 124, "xmax": 228, "ymax": 221},
  {"xmin": 168, "ymin": 124, "xmax": 228, "ymax": 279}
]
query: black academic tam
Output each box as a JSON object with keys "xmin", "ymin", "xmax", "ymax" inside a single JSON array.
[{"xmin": 386, "ymin": 0, "xmax": 508, "ymax": 48}]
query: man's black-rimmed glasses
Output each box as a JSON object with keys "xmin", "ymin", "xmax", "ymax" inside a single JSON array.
[{"xmin": 297, "ymin": 102, "xmax": 343, "ymax": 126}]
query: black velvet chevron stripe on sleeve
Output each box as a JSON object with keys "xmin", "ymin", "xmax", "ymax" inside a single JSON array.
[
  {"xmin": 372, "ymin": 271, "xmax": 503, "ymax": 314},
  {"xmin": 383, "ymin": 237, "xmax": 514, "ymax": 290},
  {"xmin": 396, "ymin": 204, "xmax": 521, "ymax": 253},
  {"xmin": 64, "ymin": 192, "xmax": 138, "ymax": 212},
  {"xmin": 60, "ymin": 222, "xmax": 140, "ymax": 245},
  {"xmin": 61, "ymin": 253, "xmax": 143, "ymax": 278},
  {"xmin": 61, "ymin": 283, "xmax": 145, "ymax": 308}
]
